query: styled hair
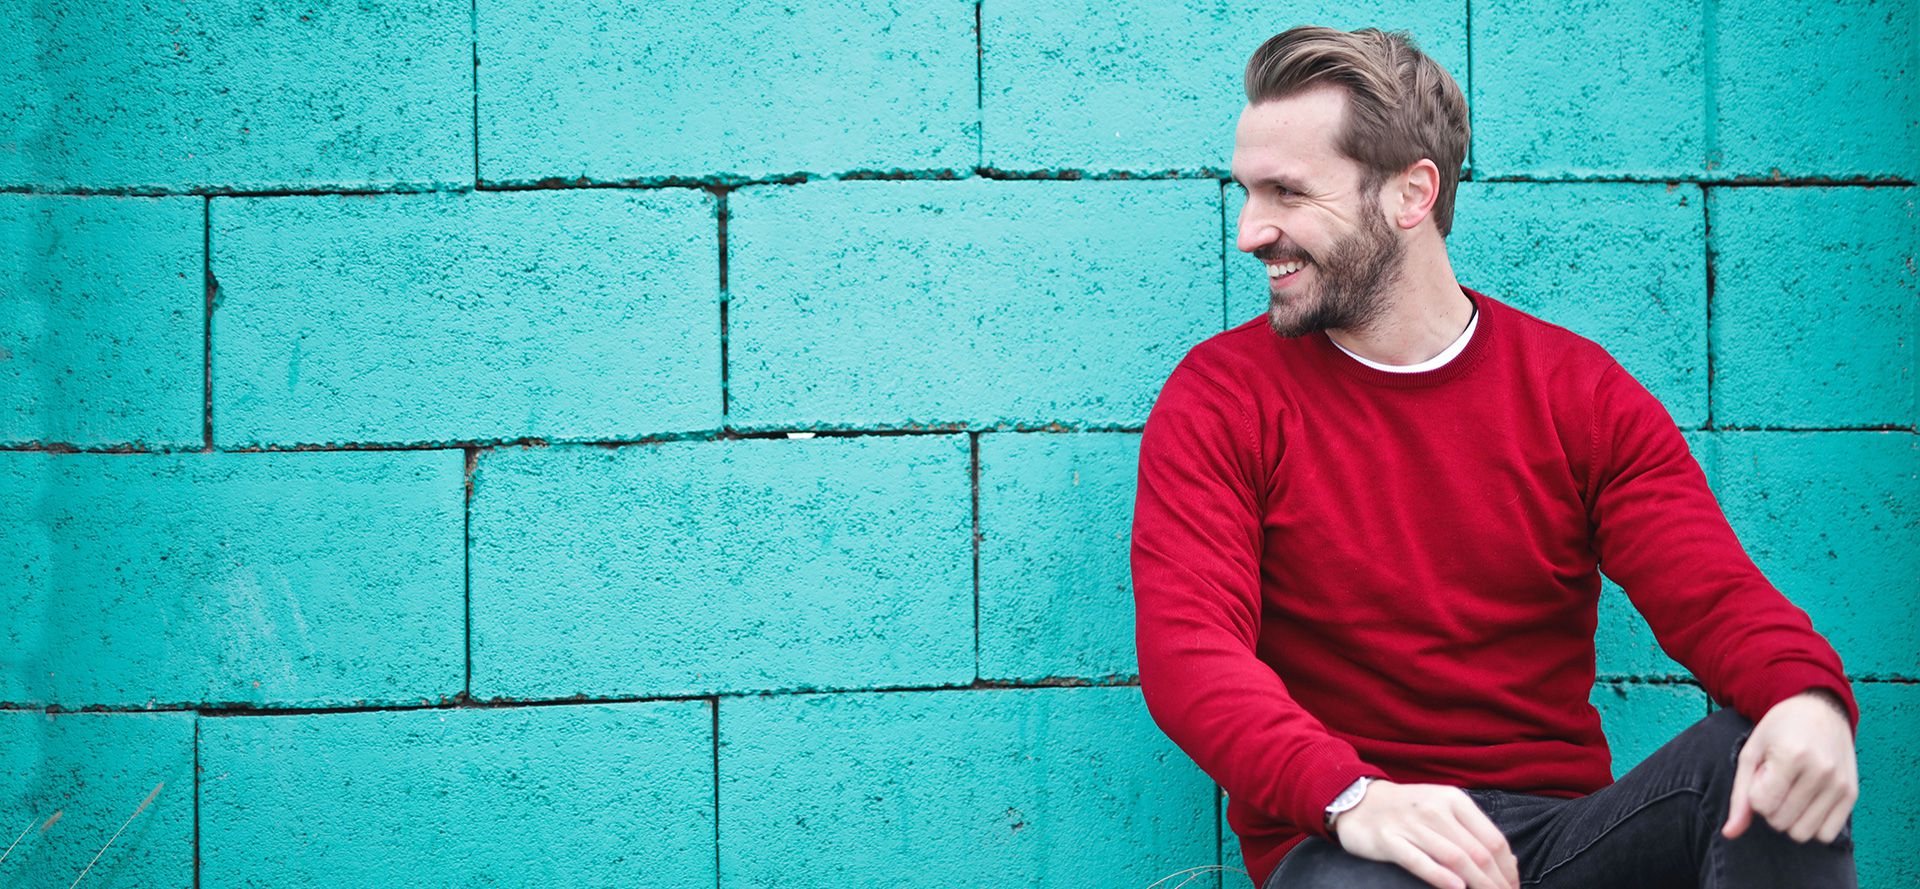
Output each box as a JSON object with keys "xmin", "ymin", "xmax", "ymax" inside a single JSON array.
[{"xmin": 1244, "ymin": 26, "xmax": 1470, "ymax": 236}]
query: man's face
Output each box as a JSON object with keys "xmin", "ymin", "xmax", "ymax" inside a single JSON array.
[{"xmin": 1231, "ymin": 86, "xmax": 1406, "ymax": 338}]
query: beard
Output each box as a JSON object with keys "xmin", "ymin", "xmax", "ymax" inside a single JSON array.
[{"xmin": 1263, "ymin": 202, "xmax": 1406, "ymax": 339}]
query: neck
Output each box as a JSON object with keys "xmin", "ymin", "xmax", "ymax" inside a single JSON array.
[{"xmin": 1324, "ymin": 241, "xmax": 1471, "ymax": 366}]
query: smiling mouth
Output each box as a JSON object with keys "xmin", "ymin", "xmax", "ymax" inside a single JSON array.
[{"xmin": 1266, "ymin": 259, "xmax": 1308, "ymax": 286}]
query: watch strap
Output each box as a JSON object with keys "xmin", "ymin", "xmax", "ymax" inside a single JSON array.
[{"xmin": 1324, "ymin": 776, "xmax": 1375, "ymax": 832}]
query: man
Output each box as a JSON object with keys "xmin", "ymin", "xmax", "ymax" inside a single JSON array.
[{"xmin": 1129, "ymin": 25, "xmax": 1860, "ymax": 889}]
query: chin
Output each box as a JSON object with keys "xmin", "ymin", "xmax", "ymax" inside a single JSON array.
[
  {"xmin": 1266, "ymin": 300, "xmax": 1320, "ymax": 339},
  {"xmin": 1265, "ymin": 312, "xmax": 1321, "ymax": 339}
]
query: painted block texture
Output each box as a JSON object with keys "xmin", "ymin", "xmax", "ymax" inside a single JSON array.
[
  {"xmin": 982, "ymin": 0, "xmax": 1466, "ymax": 174},
  {"xmin": 1596, "ymin": 581, "xmax": 1688, "ymax": 680},
  {"xmin": 0, "ymin": 450, "xmax": 464, "ymax": 707},
  {"xmin": 470, "ymin": 436, "xmax": 972, "ymax": 698},
  {"xmin": 978, "ymin": 431, "xmax": 1141, "ymax": 681},
  {"xmin": 1713, "ymin": 0, "xmax": 1919, "ymax": 180},
  {"xmin": 200, "ymin": 702, "xmax": 713, "ymax": 889},
  {"xmin": 1707, "ymin": 433, "xmax": 1919, "ymax": 678},
  {"xmin": 1471, "ymin": 0, "xmax": 1702, "ymax": 178},
  {"xmin": 1589, "ymin": 681, "xmax": 1706, "ymax": 778},
  {"xmin": 728, "ymin": 179, "xmax": 1221, "ymax": 429},
  {"xmin": 718, "ymin": 686, "xmax": 1215, "ymax": 888},
  {"xmin": 1710, "ymin": 187, "xmax": 1916, "ymax": 428},
  {"xmin": 0, "ymin": 711, "xmax": 194, "ymax": 889},
  {"xmin": 212, "ymin": 188, "xmax": 719, "ymax": 447},
  {"xmin": 3, "ymin": 455, "xmax": 51, "ymax": 705},
  {"xmin": 1854, "ymin": 682, "xmax": 1918, "ymax": 889},
  {"xmin": 1, "ymin": 194, "xmax": 202, "ymax": 448},
  {"xmin": 478, "ymin": 0, "xmax": 975, "ymax": 183},
  {"xmin": 0, "ymin": 1, "xmax": 468, "ymax": 191},
  {"xmin": 1448, "ymin": 183, "xmax": 1709, "ymax": 426}
]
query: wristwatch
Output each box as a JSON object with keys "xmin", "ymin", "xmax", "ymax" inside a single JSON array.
[{"xmin": 1324, "ymin": 776, "xmax": 1375, "ymax": 833}]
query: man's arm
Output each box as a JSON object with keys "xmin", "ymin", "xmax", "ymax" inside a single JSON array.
[
  {"xmin": 1585, "ymin": 360, "xmax": 1858, "ymax": 842},
  {"xmin": 1131, "ymin": 364, "xmax": 1517, "ymax": 889},
  {"xmin": 1131, "ymin": 364, "xmax": 1380, "ymax": 833}
]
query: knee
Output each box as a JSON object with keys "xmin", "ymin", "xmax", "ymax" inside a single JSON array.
[
  {"xmin": 1267, "ymin": 838, "xmax": 1434, "ymax": 889},
  {"xmin": 1699, "ymin": 705, "xmax": 1757, "ymax": 748},
  {"xmin": 1675, "ymin": 705, "xmax": 1757, "ymax": 784}
]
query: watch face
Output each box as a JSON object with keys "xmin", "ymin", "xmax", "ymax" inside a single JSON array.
[{"xmin": 1330, "ymin": 777, "xmax": 1369, "ymax": 812}]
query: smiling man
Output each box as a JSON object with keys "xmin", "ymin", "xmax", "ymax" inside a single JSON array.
[{"xmin": 1130, "ymin": 25, "xmax": 1860, "ymax": 889}]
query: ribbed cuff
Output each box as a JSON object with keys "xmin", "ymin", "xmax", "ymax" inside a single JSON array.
[
  {"xmin": 1287, "ymin": 746, "xmax": 1389, "ymax": 840},
  {"xmin": 1744, "ymin": 664, "xmax": 1858, "ymax": 734}
]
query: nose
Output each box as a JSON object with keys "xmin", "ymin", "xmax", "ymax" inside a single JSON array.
[{"xmin": 1235, "ymin": 199, "xmax": 1280, "ymax": 256}]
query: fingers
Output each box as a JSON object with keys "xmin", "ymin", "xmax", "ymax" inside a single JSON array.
[
  {"xmin": 1725, "ymin": 750, "xmax": 1860, "ymax": 844},
  {"xmin": 1452, "ymin": 796, "xmax": 1521, "ymax": 889},
  {"xmin": 1764, "ymin": 757, "xmax": 1821, "ymax": 836},
  {"xmin": 1814, "ymin": 781, "xmax": 1857, "ymax": 844},
  {"xmin": 1722, "ymin": 745, "xmax": 1758, "ymax": 839},
  {"xmin": 1411, "ymin": 822, "xmax": 1510, "ymax": 889},
  {"xmin": 1784, "ymin": 781, "xmax": 1844, "ymax": 843},
  {"xmin": 1384, "ymin": 833, "xmax": 1468, "ymax": 889},
  {"xmin": 1336, "ymin": 782, "xmax": 1519, "ymax": 889},
  {"xmin": 1778, "ymin": 751, "xmax": 1847, "ymax": 840}
]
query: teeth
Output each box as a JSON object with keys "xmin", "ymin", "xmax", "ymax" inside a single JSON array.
[{"xmin": 1266, "ymin": 261, "xmax": 1305, "ymax": 278}]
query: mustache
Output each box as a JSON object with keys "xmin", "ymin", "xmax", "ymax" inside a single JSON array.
[{"xmin": 1253, "ymin": 244, "xmax": 1313, "ymax": 264}]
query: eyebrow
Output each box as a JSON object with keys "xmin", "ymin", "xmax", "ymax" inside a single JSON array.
[{"xmin": 1229, "ymin": 173, "xmax": 1311, "ymax": 193}]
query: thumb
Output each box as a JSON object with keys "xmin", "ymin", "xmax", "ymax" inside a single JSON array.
[{"xmin": 1723, "ymin": 751, "xmax": 1760, "ymax": 839}]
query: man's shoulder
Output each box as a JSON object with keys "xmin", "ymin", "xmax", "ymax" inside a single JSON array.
[
  {"xmin": 1165, "ymin": 313, "xmax": 1306, "ymax": 393},
  {"xmin": 1478, "ymin": 291, "xmax": 1622, "ymax": 385}
]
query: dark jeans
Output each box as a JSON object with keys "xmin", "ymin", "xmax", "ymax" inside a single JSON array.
[{"xmin": 1264, "ymin": 708, "xmax": 1856, "ymax": 888}]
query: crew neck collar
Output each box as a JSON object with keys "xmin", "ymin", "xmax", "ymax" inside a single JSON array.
[
  {"xmin": 1333, "ymin": 299, "xmax": 1478, "ymax": 372},
  {"xmin": 1309, "ymin": 286, "xmax": 1494, "ymax": 388}
]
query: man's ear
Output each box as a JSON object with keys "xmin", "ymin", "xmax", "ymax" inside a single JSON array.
[{"xmin": 1393, "ymin": 159, "xmax": 1442, "ymax": 231}]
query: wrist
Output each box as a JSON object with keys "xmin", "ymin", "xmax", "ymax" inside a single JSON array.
[
  {"xmin": 1796, "ymin": 687, "xmax": 1850, "ymax": 720},
  {"xmin": 1324, "ymin": 776, "xmax": 1380, "ymax": 834}
]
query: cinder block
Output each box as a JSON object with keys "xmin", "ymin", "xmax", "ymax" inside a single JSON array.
[
  {"xmin": 978, "ymin": 431, "xmax": 1141, "ymax": 681},
  {"xmin": 1452, "ymin": 183, "xmax": 1708, "ymax": 426},
  {"xmin": 200, "ymin": 701, "xmax": 713, "ymax": 889},
  {"xmin": 1707, "ymin": 432, "xmax": 1918, "ymax": 678},
  {"xmin": 728, "ymin": 179, "xmax": 1221, "ymax": 429},
  {"xmin": 1595, "ymin": 581, "xmax": 1688, "ymax": 680},
  {"xmin": 1219, "ymin": 789, "xmax": 1236, "ymax": 889},
  {"xmin": 212, "ymin": 189, "xmax": 719, "ymax": 447},
  {"xmin": 478, "ymin": 0, "xmax": 974, "ymax": 183},
  {"xmin": 983, "ymin": 1, "xmax": 1465, "ymax": 173},
  {"xmin": 0, "ymin": 194, "xmax": 202, "ymax": 448},
  {"xmin": 718, "ymin": 686, "xmax": 1215, "ymax": 887},
  {"xmin": 1471, "ymin": 0, "xmax": 1703, "ymax": 178},
  {"xmin": 1709, "ymin": 187, "xmax": 1916, "ymax": 428},
  {"xmin": 470, "ymin": 436, "xmax": 972, "ymax": 698},
  {"xmin": 1854, "ymin": 682, "xmax": 1918, "ymax": 889},
  {"xmin": 1590, "ymin": 681, "xmax": 1707, "ymax": 779},
  {"xmin": 0, "ymin": 710, "xmax": 194, "ymax": 889},
  {"xmin": 0, "ymin": 2, "xmax": 467, "ymax": 190},
  {"xmin": 0, "ymin": 450, "xmax": 463, "ymax": 708},
  {"xmin": 1712, "ymin": 0, "xmax": 1919, "ymax": 179},
  {"xmin": 0, "ymin": 457, "xmax": 50, "ymax": 704}
]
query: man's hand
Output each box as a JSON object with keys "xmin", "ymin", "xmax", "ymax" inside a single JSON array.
[
  {"xmin": 1334, "ymin": 780, "xmax": 1519, "ymax": 889},
  {"xmin": 1723, "ymin": 689, "xmax": 1858, "ymax": 844}
]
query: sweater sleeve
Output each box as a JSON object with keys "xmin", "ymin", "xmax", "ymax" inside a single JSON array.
[
  {"xmin": 1586, "ymin": 361, "xmax": 1858, "ymax": 730},
  {"xmin": 1131, "ymin": 363, "xmax": 1386, "ymax": 837}
]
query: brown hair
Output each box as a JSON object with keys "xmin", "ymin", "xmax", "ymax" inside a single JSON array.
[{"xmin": 1244, "ymin": 26, "xmax": 1469, "ymax": 236}]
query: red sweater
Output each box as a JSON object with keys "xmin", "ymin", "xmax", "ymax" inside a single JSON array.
[{"xmin": 1130, "ymin": 287, "xmax": 1856, "ymax": 889}]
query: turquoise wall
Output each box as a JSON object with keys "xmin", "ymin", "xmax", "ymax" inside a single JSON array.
[{"xmin": 2, "ymin": 1, "xmax": 1913, "ymax": 887}]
